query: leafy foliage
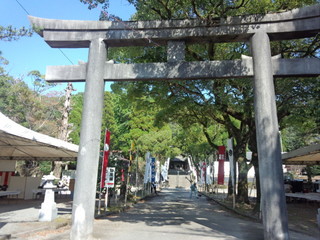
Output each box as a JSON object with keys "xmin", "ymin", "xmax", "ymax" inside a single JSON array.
[
  {"xmin": 106, "ymin": 0, "xmax": 320, "ymax": 204},
  {"xmin": 68, "ymin": 93, "xmax": 84, "ymax": 145},
  {"xmin": 80, "ymin": 0, "xmax": 113, "ymax": 20},
  {"xmin": 0, "ymin": 25, "xmax": 33, "ymax": 41},
  {"xmin": 0, "ymin": 56, "xmax": 65, "ymax": 176}
]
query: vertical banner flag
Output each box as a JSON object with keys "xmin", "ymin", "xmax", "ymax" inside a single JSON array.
[
  {"xmin": 161, "ymin": 157, "xmax": 170, "ymax": 182},
  {"xmin": 227, "ymin": 138, "xmax": 235, "ymax": 189},
  {"xmin": 200, "ymin": 162, "xmax": 206, "ymax": 185},
  {"xmin": 206, "ymin": 155, "xmax": 214, "ymax": 185},
  {"xmin": 155, "ymin": 160, "xmax": 160, "ymax": 183},
  {"xmin": 144, "ymin": 152, "xmax": 151, "ymax": 183},
  {"xmin": 121, "ymin": 169, "xmax": 125, "ymax": 182},
  {"xmin": 206, "ymin": 163, "xmax": 214, "ymax": 185},
  {"xmin": 100, "ymin": 129, "xmax": 111, "ymax": 188},
  {"xmin": 151, "ymin": 157, "xmax": 156, "ymax": 183},
  {"xmin": 188, "ymin": 156, "xmax": 197, "ymax": 183},
  {"xmin": 0, "ymin": 171, "xmax": 15, "ymax": 186},
  {"xmin": 217, "ymin": 146, "xmax": 226, "ymax": 185},
  {"xmin": 227, "ymin": 138, "xmax": 236, "ymax": 208}
]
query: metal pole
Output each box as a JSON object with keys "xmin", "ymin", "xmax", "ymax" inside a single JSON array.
[
  {"xmin": 251, "ymin": 31, "xmax": 289, "ymax": 240},
  {"xmin": 98, "ymin": 192, "xmax": 102, "ymax": 215},
  {"xmin": 105, "ymin": 187, "xmax": 109, "ymax": 212},
  {"xmin": 70, "ymin": 38, "xmax": 106, "ymax": 240},
  {"xmin": 135, "ymin": 149, "xmax": 139, "ymax": 198},
  {"xmin": 124, "ymin": 169, "xmax": 131, "ymax": 206},
  {"xmin": 177, "ymin": 170, "xmax": 179, "ymax": 188},
  {"xmin": 98, "ymin": 156, "xmax": 104, "ymax": 215}
]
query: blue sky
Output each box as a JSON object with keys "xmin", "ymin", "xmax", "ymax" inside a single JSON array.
[{"xmin": 0, "ymin": 0, "xmax": 136, "ymax": 93}]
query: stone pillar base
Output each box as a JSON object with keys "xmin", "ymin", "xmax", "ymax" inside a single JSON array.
[
  {"xmin": 39, "ymin": 201, "xmax": 57, "ymax": 222},
  {"xmin": 38, "ymin": 187, "xmax": 58, "ymax": 222}
]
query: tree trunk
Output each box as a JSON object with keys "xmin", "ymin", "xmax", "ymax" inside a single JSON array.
[
  {"xmin": 53, "ymin": 161, "xmax": 63, "ymax": 178},
  {"xmin": 233, "ymin": 141, "xmax": 250, "ymax": 204},
  {"xmin": 237, "ymin": 157, "xmax": 250, "ymax": 204},
  {"xmin": 53, "ymin": 83, "xmax": 75, "ymax": 178}
]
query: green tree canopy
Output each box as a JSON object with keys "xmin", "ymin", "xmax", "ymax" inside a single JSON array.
[{"xmin": 106, "ymin": 0, "xmax": 320, "ymax": 204}]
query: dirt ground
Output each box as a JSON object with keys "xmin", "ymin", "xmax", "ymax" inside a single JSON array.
[
  {"xmin": 286, "ymin": 201, "xmax": 319, "ymax": 237},
  {"xmin": 206, "ymin": 193, "xmax": 320, "ymax": 238}
]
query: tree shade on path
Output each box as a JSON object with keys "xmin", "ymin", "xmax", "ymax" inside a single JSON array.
[{"xmin": 89, "ymin": 189, "xmax": 316, "ymax": 240}]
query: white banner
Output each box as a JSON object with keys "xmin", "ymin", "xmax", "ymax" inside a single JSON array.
[
  {"xmin": 227, "ymin": 138, "xmax": 235, "ymax": 188},
  {"xmin": 200, "ymin": 161, "xmax": 206, "ymax": 185},
  {"xmin": 206, "ymin": 163, "xmax": 214, "ymax": 185},
  {"xmin": 155, "ymin": 160, "xmax": 160, "ymax": 183},
  {"xmin": 188, "ymin": 156, "xmax": 197, "ymax": 183},
  {"xmin": 144, "ymin": 152, "xmax": 151, "ymax": 184}
]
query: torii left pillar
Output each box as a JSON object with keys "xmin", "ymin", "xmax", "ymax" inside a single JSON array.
[{"xmin": 70, "ymin": 38, "xmax": 106, "ymax": 240}]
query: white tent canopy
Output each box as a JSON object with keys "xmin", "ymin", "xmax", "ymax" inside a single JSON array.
[
  {"xmin": 0, "ymin": 112, "xmax": 78, "ymax": 161},
  {"xmin": 282, "ymin": 143, "xmax": 320, "ymax": 165}
]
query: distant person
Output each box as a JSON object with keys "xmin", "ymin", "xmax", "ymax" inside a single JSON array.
[
  {"xmin": 151, "ymin": 183, "xmax": 158, "ymax": 195},
  {"xmin": 190, "ymin": 183, "xmax": 198, "ymax": 199}
]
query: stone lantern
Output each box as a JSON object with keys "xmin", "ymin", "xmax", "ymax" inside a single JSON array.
[{"xmin": 38, "ymin": 173, "xmax": 58, "ymax": 221}]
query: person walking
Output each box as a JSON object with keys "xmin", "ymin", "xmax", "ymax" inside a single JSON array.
[
  {"xmin": 189, "ymin": 183, "xmax": 198, "ymax": 199},
  {"xmin": 151, "ymin": 183, "xmax": 158, "ymax": 195}
]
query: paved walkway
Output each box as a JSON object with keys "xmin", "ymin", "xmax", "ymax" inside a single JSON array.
[{"xmin": 0, "ymin": 188, "xmax": 318, "ymax": 240}]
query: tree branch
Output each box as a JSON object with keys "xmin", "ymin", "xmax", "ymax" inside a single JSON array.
[{"xmin": 190, "ymin": 0, "xmax": 203, "ymax": 18}]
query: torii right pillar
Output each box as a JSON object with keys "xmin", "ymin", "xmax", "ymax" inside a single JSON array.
[{"xmin": 251, "ymin": 31, "xmax": 289, "ymax": 239}]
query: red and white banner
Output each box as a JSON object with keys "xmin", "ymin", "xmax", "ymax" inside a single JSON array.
[
  {"xmin": 217, "ymin": 146, "xmax": 226, "ymax": 185},
  {"xmin": 0, "ymin": 171, "xmax": 15, "ymax": 186},
  {"xmin": 100, "ymin": 129, "xmax": 111, "ymax": 189}
]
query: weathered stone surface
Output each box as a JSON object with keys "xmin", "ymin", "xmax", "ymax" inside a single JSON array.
[
  {"xmin": 29, "ymin": 4, "xmax": 320, "ymax": 48},
  {"xmin": 167, "ymin": 41, "xmax": 185, "ymax": 62},
  {"xmin": 45, "ymin": 58, "xmax": 320, "ymax": 82},
  {"xmin": 252, "ymin": 31, "xmax": 289, "ymax": 240},
  {"xmin": 70, "ymin": 39, "xmax": 107, "ymax": 240}
]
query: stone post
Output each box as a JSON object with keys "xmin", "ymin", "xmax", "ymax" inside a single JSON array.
[
  {"xmin": 70, "ymin": 38, "xmax": 106, "ymax": 240},
  {"xmin": 251, "ymin": 31, "xmax": 289, "ymax": 240}
]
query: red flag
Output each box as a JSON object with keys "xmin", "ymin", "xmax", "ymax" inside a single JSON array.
[
  {"xmin": 217, "ymin": 146, "xmax": 226, "ymax": 185},
  {"xmin": 121, "ymin": 169, "xmax": 125, "ymax": 182},
  {"xmin": 100, "ymin": 130, "xmax": 111, "ymax": 188}
]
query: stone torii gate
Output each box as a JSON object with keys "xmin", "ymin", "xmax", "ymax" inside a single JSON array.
[{"xmin": 29, "ymin": 5, "xmax": 320, "ymax": 240}]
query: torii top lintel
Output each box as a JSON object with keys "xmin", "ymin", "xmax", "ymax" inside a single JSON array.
[{"xmin": 29, "ymin": 4, "xmax": 320, "ymax": 48}]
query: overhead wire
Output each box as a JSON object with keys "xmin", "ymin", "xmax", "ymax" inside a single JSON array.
[
  {"xmin": 14, "ymin": 0, "xmax": 30, "ymax": 15},
  {"xmin": 14, "ymin": 0, "xmax": 74, "ymax": 65},
  {"xmin": 58, "ymin": 49, "xmax": 74, "ymax": 65},
  {"xmin": 15, "ymin": 0, "xmax": 162, "ymax": 65}
]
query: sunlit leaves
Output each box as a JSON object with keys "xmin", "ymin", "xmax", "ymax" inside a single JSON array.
[{"xmin": 0, "ymin": 25, "xmax": 33, "ymax": 41}]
